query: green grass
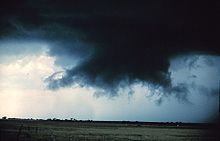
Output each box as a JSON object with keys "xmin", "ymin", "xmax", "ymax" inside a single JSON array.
[{"xmin": 0, "ymin": 120, "xmax": 219, "ymax": 141}]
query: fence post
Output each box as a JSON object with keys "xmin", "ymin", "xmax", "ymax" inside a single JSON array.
[{"xmin": 17, "ymin": 124, "xmax": 23, "ymax": 141}]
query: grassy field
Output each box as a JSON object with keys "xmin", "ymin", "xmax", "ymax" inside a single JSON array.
[{"xmin": 0, "ymin": 119, "xmax": 219, "ymax": 141}]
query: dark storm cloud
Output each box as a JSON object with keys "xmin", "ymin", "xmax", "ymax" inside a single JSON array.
[
  {"xmin": 147, "ymin": 82, "xmax": 191, "ymax": 105},
  {"xmin": 1, "ymin": 0, "xmax": 219, "ymax": 98}
]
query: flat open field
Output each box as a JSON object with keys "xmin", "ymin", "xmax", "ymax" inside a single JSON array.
[{"xmin": 0, "ymin": 119, "xmax": 219, "ymax": 141}]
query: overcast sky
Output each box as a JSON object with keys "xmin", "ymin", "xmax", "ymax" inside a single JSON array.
[{"xmin": 0, "ymin": 0, "xmax": 219, "ymax": 123}]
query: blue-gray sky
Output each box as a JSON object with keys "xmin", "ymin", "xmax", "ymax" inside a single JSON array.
[{"xmin": 0, "ymin": 0, "xmax": 219, "ymax": 123}]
